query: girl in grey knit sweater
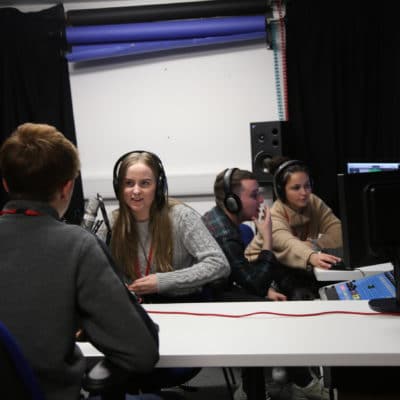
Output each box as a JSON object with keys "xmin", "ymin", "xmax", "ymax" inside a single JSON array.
[{"xmin": 105, "ymin": 151, "xmax": 229, "ymax": 300}]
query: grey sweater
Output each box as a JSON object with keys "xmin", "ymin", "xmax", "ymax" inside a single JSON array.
[
  {"xmin": 0, "ymin": 200, "xmax": 159, "ymax": 400},
  {"xmin": 101, "ymin": 203, "xmax": 230, "ymax": 296}
]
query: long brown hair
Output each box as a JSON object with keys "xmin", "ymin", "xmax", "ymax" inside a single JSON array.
[{"xmin": 111, "ymin": 152, "xmax": 177, "ymax": 280}]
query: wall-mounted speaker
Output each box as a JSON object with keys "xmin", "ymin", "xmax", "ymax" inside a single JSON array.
[{"xmin": 250, "ymin": 121, "xmax": 284, "ymax": 185}]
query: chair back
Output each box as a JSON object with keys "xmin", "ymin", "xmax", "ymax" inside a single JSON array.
[{"xmin": 0, "ymin": 321, "xmax": 45, "ymax": 400}]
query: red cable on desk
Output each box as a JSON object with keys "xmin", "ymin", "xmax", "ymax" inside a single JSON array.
[{"xmin": 147, "ymin": 310, "xmax": 400, "ymax": 318}]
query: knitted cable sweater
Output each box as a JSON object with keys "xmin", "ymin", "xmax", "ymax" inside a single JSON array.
[{"xmin": 101, "ymin": 203, "xmax": 230, "ymax": 296}]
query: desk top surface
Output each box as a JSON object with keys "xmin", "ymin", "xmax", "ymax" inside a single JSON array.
[{"xmin": 79, "ymin": 300, "xmax": 400, "ymax": 368}]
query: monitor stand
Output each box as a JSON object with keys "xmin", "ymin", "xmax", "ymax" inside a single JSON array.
[{"xmin": 369, "ymin": 248, "xmax": 400, "ymax": 312}]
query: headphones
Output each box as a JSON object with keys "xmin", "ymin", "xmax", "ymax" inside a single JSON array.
[
  {"xmin": 273, "ymin": 159, "xmax": 310, "ymax": 201},
  {"xmin": 223, "ymin": 168, "xmax": 242, "ymax": 214},
  {"xmin": 112, "ymin": 150, "xmax": 168, "ymax": 209}
]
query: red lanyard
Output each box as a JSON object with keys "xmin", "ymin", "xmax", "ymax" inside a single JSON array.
[
  {"xmin": 0, "ymin": 208, "xmax": 41, "ymax": 216},
  {"xmin": 134, "ymin": 244, "xmax": 153, "ymax": 278}
]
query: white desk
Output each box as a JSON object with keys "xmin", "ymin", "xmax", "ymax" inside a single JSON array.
[
  {"xmin": 313, "ymin": 262, "xmax": 393, "ymax": 282},
  {"xmin": 78, "ymin": 300, "xmax": 400, "ymax": 368}
]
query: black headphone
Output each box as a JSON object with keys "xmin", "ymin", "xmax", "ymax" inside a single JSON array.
[
  {"xmin": 273, "ymin": 159, "xmax": 310, "ymax": 201},
  {"xmin": 223, "ymin": 168, "xmax": 242, "ymax": 214},
  {"xmin": 112, "ymin": 150, "xmax": 168, "ymax": 209}
]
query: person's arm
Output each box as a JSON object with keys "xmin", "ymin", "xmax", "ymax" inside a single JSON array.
[
  {"xmin": 221, "ymin": 234, "xmax": 278, "ymax": 297},
  {"xmin": 308, "ymin": 251, "xmax": 341, "ymax": 269},
  {"xmin": 302, "ymin": 200, "xmax": 343, "ymax": 269},
  {"xmin": 244, "ymin": 205, "xmax": 274, "ymax": 261},
  {"xmin": 77, "ymin": 234, "xmax": 159, "ymax": 373},
  {"xmin": 315, "ymin": 200, "xmax": 343, "ymax": 249},
  {"xmin": 245, "ymin": 208, "xmax": 315, "ymax": 269},
  {"xmin": 270, "ymin": 213, "xmax": 316, "ymax": 269},
  {"xmin": 252, "ymin": 205, "xmax": 273, "ymax": 251},
  {"xmin": 272, "ymin": 199, "xmax": 342, "ymax": 269},
  {"xmin": 154, "ymin": 205, "xmax": 230, "ymax": 295},
  {"xmin": 267, "ymin": 287, "xmax": 287, "ymax": 301},
  {"xmin": 244, "ymin": 232, "xmax": 264, "ymax": 262},
  {"xmin": 222, "ymin": 206, "xmax": 279, "ymax": 298}
]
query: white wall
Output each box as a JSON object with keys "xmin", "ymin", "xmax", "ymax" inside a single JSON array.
[
  {"xmin": 5, "ymin": 0, "xmax": 279, "ymax": 212},
  {"xmin": 71, "ymin": 42, "xmax": 277, "ymax": 197}
]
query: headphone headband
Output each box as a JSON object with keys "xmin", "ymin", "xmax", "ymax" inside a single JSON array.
[
  {"xmin": 112, "ymin": 150, "xmax": 164, "ymax": 184},
  {"xmin": 223, "ymin": 168, "xmax": 242, "ymax": 214},
  {"xmin": 273, "ymin": 159, "xmax": 303, "ymax": 180},
  {"xmin": 112, "ymin": 150, "xmax": 167, "ymax": 209},
  {"xmin": 223, "ymin": 168, "xmax": 236, "ymax": 193}
]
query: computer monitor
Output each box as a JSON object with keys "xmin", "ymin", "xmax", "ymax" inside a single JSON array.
[
  {"xmin": 337, "ymin": 170, "xmax": 400, "ymax": 312},
  {"xmin": 346, "ymin": 162, "xmax": 400, "ymax": 174}
]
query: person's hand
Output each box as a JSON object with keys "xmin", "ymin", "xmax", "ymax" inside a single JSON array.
[
  {"xmin": 75, "ymin": 329, "xmax": 87, "ymax": 341},
  {"xmin": 128, "ymin": 274, "xmax": 159, "ymax": 295},
  {"xmin": 253, "ymin": 205, "xmax": 272, "ymax": 236},
  {"xmin": 308, "ymin": 252, "xmax": 341, "ymax": 270},
  {"xmin": 266, "ymin": 287, "xmax": 287, "ymax": 301},
  {"xmin": 253, "ymin": 205, "xmax": 272, "ymax": 250}
]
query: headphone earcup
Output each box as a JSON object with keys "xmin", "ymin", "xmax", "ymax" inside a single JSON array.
[
  {"xmin": 156, "ymin": 173, "xmax": 166, "ymax": 209},
  {"xmin": 224, "ymin": 193, "xmax": 242, "ymax": 214},
  {"xmin": 275, "ymin": 181, "xmax": 284, "ymax": 201},
  {"xmin": 113, "ymin": 177, "xmax": 119, "ymax": 199},
  {"xmin": 223, "ymin": 168, "xmax": 242, "ymax": 214}
]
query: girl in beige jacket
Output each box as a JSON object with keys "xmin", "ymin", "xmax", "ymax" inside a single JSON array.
[{"xmin": 246, "ymin": 157, "xmax": 342, "ymax": 270}]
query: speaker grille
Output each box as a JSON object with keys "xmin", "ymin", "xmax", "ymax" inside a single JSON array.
[{"xmin": 250, "ymin": 121, "xmax": 283, "ymax": 184}]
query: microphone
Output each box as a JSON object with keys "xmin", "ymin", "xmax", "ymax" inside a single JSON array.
[
  {"xmin": 97, "ymin": 194, "xmax": 112, "ymax": 245},
  {"xmin": 81, "ymin": 197, "xmax": 101, "ymax": 231}
]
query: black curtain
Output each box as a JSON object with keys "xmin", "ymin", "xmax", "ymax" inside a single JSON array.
[
  {"xmin": 285, "ymin": 0, "xmax": 400, "ymax": 215},
  {"xmin": 0, "ymin": 4, "xmax": 84, "ymax": 224}
]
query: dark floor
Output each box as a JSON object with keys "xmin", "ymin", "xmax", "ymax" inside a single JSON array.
[
  {"xmin": 162, "ymin": 367, "xmax": 240, "ymax": 400},
  {"xmin": 87, "ymin": 366, "xmax": 400, "ymax": 400},
  {"xmin": 163, "ymin": 366, "xmax": 400, "ymax": 400},
  {"xmin": 85, "ymin": 367, "xmax": 240, "ymax": 400}
]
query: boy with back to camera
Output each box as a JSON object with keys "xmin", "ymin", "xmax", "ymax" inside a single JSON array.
[{"xmin": 0, "ymin": 123, "xmax": 159, "ymax": 400}]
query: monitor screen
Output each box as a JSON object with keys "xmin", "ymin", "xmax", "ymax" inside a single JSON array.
[
  {"xmin": 337, "ymin": 170, "xmax": 400, "ymax": 269},
  {"xmin": 338, "ymin": 170, "xmax": 400, "ymax": 311},
  {"xmin": 346, "ymin": 162, "xmax": 400, "ymax": 174}
]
